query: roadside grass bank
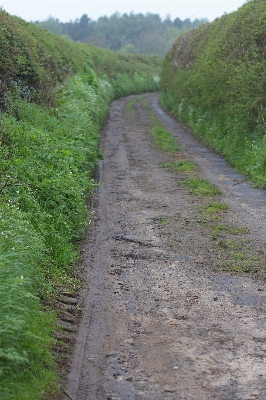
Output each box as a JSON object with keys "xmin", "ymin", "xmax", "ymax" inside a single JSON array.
[
  {"xmin": 0, "ymin": 10, "xmax": 161, "ymax": 400},
  {"xmin": 160, "ymin": 0, "xmax": 266, "ymax": 189},
  {"xmin": 0, "ymin": 73, "xmax": 111, "ymax": 400}
]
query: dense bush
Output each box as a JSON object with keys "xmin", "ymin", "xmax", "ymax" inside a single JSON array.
[
  {"xmin": 0, "ymin": 9, "xmax": 161, "ymax": 112},
  {"xmin": 161, "ymin": 0, "xmax": 266, "ymax": 187}
]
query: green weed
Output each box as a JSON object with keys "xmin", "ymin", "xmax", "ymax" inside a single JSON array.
[
  {"xmin": 126, "ymin": 95, "xmax": 145, "ymax": 115},
  {"xmin": 215, "ymin": 236, "xmax": 262, "ymax": 275},
  {"xmin": 143, "ymin": 101, "xmax": 181, "ymax": 152},
  {"xmin": 182, "ymin": 178, "xmax": 221, "ymax": 196},
  {"xmin": 161, "ymin": 160, "xmax": 196, "ymax": 172},
  {"xmin": 226, "ymin": 257, "xmax": 262, "ymax": 274},
  {"xmin": 198, "ymin": 202, "xmax": 228, "ymax": 221},
  {"xmin": 232, "ymin": 252, "xmax": 246, "ymax": 260},
  {"xmin": 217, "ymin": 239, "xmax": 245, "ymax": 250},
  {"xmin": 203, "ymin": 202, "xmax": 229, "ymax": 213},
  {"xmin": 212, "ymin": 224, "xmax": 249, "ymax": 239},
  {"xmin": 152, "ymin": 126, "xmax": 181, "ymax": 152},
  {"xmin": 160, "ymin": 217, "xmax": 171, "ymax": 225}
]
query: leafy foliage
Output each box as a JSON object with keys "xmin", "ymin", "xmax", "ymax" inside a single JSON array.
[
  {"xmin": 0, "ymin": 10, "xmax": 82, "ymax": 109},
  {"xmin": 0, "ymin": 72, "xmax": 111, "ymax": 398},
  {"xmin": 0, "ymin": 9, "xmax": 161, "ymax": 400},
  {"xmin": 161, "ymin": 0, "xmax": 266, "ymax": 188},
  {"xmin": 35, "ymin": 12, "xmax": 207, "ymax": 56}
]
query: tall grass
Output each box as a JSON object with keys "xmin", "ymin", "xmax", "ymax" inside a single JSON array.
[
  {"xmin": 0, "ymin": 72, "xmax": 113, "ymax": 399},
  {"xmin": 0, "ymin": 204, "xmax": 56, "ymax": 399}
]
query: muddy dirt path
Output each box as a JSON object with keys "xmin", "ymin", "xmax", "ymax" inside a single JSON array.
[{"xmin": 63, "ymin": 94, "xmax": 266, "ymax": 400}]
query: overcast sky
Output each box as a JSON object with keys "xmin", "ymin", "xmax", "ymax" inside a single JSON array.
[{"xmin": 0, "ymin": 0, "xmax": 246, "ymax": 22}]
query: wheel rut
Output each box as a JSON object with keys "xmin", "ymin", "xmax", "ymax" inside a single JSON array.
[{"xmin": 63, "ymin": 94, "xmax": 266, "ymax": 400}]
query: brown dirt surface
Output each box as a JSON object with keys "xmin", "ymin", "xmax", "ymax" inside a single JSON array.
[{"xmin": 62, "ymin": 94, "xmax": 266, "ymax": 400}]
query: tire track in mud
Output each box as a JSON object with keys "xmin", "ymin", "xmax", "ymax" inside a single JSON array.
[{"xmin": 63, "ymin": 94, "xmax": 266, "ymax": 400}]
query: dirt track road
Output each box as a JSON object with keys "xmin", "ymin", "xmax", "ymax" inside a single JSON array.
[{"xmin": 63, "ymin": 94, "xmax": 266, "ymax": 400}]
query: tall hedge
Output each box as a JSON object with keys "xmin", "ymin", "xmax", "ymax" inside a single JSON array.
[{"xmin": 161, "ymin": 0, "xmax": 266, "ymax": 186}]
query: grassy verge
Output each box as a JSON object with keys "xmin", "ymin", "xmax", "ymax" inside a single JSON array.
[
  {"xmin": 161, "ymin": 92, "xmax": 266, "ymax": 188},
  {"xmin": 0, "ymin": 72, "xmax": 112, "ymax": 399}
]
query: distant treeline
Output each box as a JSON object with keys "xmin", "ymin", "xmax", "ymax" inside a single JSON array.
[{"xmin": 34, "ymin": 12, "xmax": 207, "ymax": 56}]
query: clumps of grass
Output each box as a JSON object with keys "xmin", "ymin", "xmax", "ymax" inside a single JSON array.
[
  {"xmin": 226, "ymin": 253, "xmax": 262, "ymax": 274},
  {"xmin": 161, "ymin": 160, "xmax": 196, "ymax": 172},
  {"xmin": 127, "ymin": 97, "xmax": 138, "ymax": 115},
  {"xmin": 142, "ymin": 101, "xmax": 181, "ymax": 152},
  {"xmin": 126, "ymin": 95, "xmax": 145, "ymax": 115},
  {"xmin": 216, "ymin": 239, "xmax": 263, "ymax": 274},
  {"xmin": 152, "ymin": 125, "xmax": 181, "ymax": 152},
  {"xmin": 217, "ymin": 238, "xmax": 241, "ymax": 250},
  {"xmin": 203, "ymin": 202, "xmax": 229, "ymax": 213},
  {"xmin": 182, "ymin": 178, "xmax": 221, "ymax": 196},
  {"xmin": 160, "ymin": 216, "xmax": 171, "ymax": 225},
  {"xmin": 197, "ymin": 202, "xmax": 229, "ymax": 223},
  {"xmin": 212, "ymin": 224, "xmax": 249, "ymax": 239},
  {"xmin": 227, "ymin": 251, "xmax": 262, "ymax": 273}
]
